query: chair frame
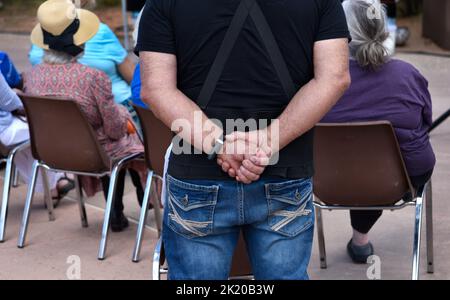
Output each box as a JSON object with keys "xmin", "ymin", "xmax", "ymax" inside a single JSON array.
[
  {"xmin": 153, "ymin": 237, "xmax": 168, "ymax": 280},
  {"xmin": 132, "ymin": 171, "xmax": 163, "ymax": 262},
  {"xmin": 0, "ymin": 141, "xmax": 34, "ymax": 242},
  {"xmin": 130, "ymin": 105, "xmax": 169, "ymax": 263},
  {"xmin": 16, "ymin": 152, "xmax": 142, "ymax": 261}
]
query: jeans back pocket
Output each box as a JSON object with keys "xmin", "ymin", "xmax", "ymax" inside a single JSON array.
[
  {"xmin": 167, "ymin": 176, "xmax": 219, "ymax": 239},
  {"xmin": 265, "ymin": 178, "xmax": 314, "ymax": 237}
]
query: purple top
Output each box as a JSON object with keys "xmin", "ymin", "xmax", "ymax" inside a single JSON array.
[{"xmin": 322, "ymin": 59, "xmax": 435, "ymax": 176}]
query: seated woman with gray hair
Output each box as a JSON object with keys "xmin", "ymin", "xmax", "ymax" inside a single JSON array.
[{"xmin": 323, "ymin": 0, "xmax": 435, "ymax": 263}]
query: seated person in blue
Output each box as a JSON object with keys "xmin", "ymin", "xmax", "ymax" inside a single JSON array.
[
  {"xmin": 130, "ymin": 7, "xmax": 147, "ymax": 109},
  {"xmin": 131, "ymin": 63, "xmax": 147, "ymax": 109},
  {"xmin": 0, "ymin": 51, "xmax": 22, "ymax": 89},
  {"xmin": 323, "ymin": 0, "xmax": 435, "ymax": 264}
]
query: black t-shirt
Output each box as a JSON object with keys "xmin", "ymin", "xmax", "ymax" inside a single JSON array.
[{"xmin": 136, "ymin": 0, "xmax": 349, "ymax": 180}]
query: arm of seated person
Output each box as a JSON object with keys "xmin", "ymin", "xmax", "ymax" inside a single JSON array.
[{"xmin": 118, "ymin": 56, "xmax": 136, "ymax": 84}]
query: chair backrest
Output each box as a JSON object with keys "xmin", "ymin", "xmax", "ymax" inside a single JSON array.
[
  {"xmin": 134, "ymin": 105, "xmax": 173, "ymax": 176},
  {"xmin": 313, "ymin": 121, "xmax": 414, "ymax": 206},
  {"xmin": 20, "ymin": 94, "xmax": 110, "ymax": 173}
]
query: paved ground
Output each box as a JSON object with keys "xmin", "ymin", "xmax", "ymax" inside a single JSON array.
[{"xmin": 1, "ymin": 33, "xmax": 450, "ymax": 280}]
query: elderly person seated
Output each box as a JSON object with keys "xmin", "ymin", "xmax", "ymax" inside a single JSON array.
[
  {"xmin": 130, "ymin": 8, "xmax": 147, "ymax": 109},
  {"xmin": 29, "ymin": 0, "xmax": 135, "ymax": 106},
  {"xmin": 0, "ymin": 72, "xmax": 70, "ymax": 199},
  {"xmin": 23, "ymin": 0, "xmax": 146, "ymax": 232},
  {"xmin": 322, "ymin": 0, "xmax": 435, "ymax": 263}
]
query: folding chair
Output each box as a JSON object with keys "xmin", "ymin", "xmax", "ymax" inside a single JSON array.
[
  {"xmin": 132, "ymin": 106, "xmax": 172, "ymax": 262},
  {"xmin": 313, "ymin": 121, "xmax": 434, "ymax": 280},
  {"xmin": 153, "ymin": 232, "xmax": 253, "ymax": 280},
  {"xmin": 0, "ymin": 141, "xmax": 36, "ymax": 242},
  {"xmin": 17, "ymin": 95, "xmax": 143, "ymax": 260}
]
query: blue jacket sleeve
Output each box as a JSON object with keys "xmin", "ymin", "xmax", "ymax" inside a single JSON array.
[{"xmin": 0, "ymin": 52, "xmax": 22, "ymax": 88}]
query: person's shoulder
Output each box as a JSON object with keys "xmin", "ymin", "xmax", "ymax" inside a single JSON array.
[
  {"xmin": 23, "ymin": 64, "xmax": 44, "ymax": 82},
  {"xmin": 89, "ymin": 22, "xmax": 116, "ymax": 42},
  {"xmin": 385, "ymin": 59, "xmax": 419, "ymax": 73},
  {"xmin": 383, "ymin": 59, "xmax": 429, "ymax": 91},
  {"xmin": 97, "ymin": 23, "xmax": 114, "ymax": 36},
  {"xmin": 385, "ymin": 59, "xmax": 425, "ymax": 80}
]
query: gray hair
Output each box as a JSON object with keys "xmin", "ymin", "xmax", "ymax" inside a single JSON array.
[
  {"xmin": 343, "ymin": 0, "xmax": 390, "ymax": 69},
  {"xmin": 43, "ymin": 49, "xmax": 81, "ymax": 65}
]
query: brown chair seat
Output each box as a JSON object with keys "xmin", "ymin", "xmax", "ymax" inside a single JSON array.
[
  {"xmin": 313, "ymin": 121, "xmax": 433, "ymax": 280},
  {"xmin": 314, "ymin": 121, "xmax": 413, "ymax": 207}
]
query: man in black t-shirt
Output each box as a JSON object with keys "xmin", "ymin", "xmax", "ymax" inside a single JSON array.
[{"xmin": 137, "ymin": 0, "xmax": 350, "ymax": 280}]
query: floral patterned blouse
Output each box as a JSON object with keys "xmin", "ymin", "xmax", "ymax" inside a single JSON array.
[{"xmin": 23, "ymin": 62, "xmax": 143, "ymax": 159}]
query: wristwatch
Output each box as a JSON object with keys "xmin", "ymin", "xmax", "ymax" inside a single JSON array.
[{"xmin": 207, "ymin": 136, "xmax": 225, "ymax": 160}]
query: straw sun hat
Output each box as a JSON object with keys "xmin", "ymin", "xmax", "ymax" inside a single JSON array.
[{"xmin": 31, "ymin": 0, "xmax": 100, "ymax": 56}]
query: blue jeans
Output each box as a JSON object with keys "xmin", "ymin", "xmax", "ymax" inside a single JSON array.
[{"xmin": 163, "ymin": 175, "xmax": 315, "ymax": 280}]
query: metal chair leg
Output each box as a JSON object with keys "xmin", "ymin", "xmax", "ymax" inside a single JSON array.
[
  {"xmin": 152, "ymin": 178, "xmax": 163, "ymax": 236},
  {"xmin": 98, "ymin": 152, "xmax": 142, "ymax": 260},
  {"xmin": 153, "ymin": 237, "xmax": 163, "ymax": 280},
  {"xmin": 97, "ymin": 164, "xmax": 122, "ymax": 260},
  {"xmin": 0, "ymin": 154, "xmax": 15, "ymax": 242},
  {"xmin": 17, "ymin": 160, "xmax": 40, "ymax": 248},
  {"xmin": 74, "ymin": 176, "xmax": 88, "ymax": 228},
  {"xmin": 132, "ymin": 171, "xmax": 153, "ymax": 262},
  {"xmin": 425, "ymin": 181, "xmax": 434, "ymax": 274},
  {"xmin": 41, "ymin": 168, "xmax": 55, "ymax": 222},
  {"xmin": 412, "ymin": 186, "xmax": 425, "ymax": 280},
  {"xmin": 12, "ymin": 164, "xmax": 19, "ymax": 188},
  {"xmin": 315, "ymin": 205, "xmax": 327, "ymax": 269}
]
